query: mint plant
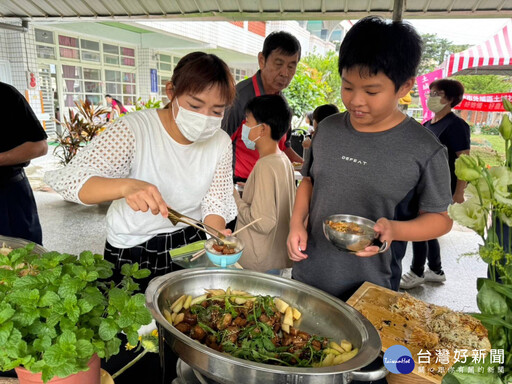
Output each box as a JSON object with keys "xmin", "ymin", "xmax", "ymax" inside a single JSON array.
[{"xmin": 0, "ymin": 245, "xmax": 152, "ymax": 383}]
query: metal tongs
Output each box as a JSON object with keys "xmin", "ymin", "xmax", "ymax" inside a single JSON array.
[{"xmin": 167, "ymin": 207, "xmax": 237, "ymax": 247}]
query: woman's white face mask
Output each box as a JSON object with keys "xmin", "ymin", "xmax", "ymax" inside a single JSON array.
[{"xmin": 172, "ymin": 97, "xmax": 222, "ymax": 142}]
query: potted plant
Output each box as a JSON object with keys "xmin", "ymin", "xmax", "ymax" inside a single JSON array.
[
  {"xmin": 0, "ymin": 244, "xmax": 152, "ymax": 383},
  {"xmin": 444, "ymin": 98, "xmax": 512, "ymax": 384},
  {"xmin": 54, "ymin": 100, "xmax": 109, "ymax": 165}
]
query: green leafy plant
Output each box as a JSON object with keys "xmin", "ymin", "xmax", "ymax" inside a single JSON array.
[
  {"xmin": 0, "ymin": 245, "xmax": 152, "ymax": 382},
  {"xmin": 445, "ymin": 98, "xmax": 512, "ymax": 384},
  {"xmin": 54, "ymin": 99, "xmax": 109, "ymax": 165},
  {"xmin": 134, "ymin": 97, "xmax": 162, "ymax": 111},
  {"xmin": 283, "ymin": 62, "xmax": 330, "ymax": 129},
  {"xmin": 481, "ymin": 125, "xmax": 501, "ymax": 136},
  {"xmin": 302, "ymin": 51, "xmax": 342, "ymax": 107}
]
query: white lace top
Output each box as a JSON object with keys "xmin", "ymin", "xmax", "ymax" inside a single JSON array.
[{"xmin": 45, "ymin": 109, "xmax": 237, "ymax": 248}]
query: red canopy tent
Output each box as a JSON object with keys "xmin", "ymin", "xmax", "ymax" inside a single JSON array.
[
  {"xmin": 417, "ymin": 20, "xmax": 512, "ymax": 122},
  {"xmin": 442, "ymin": 19, "xmax": 512, "ymax": 77}
]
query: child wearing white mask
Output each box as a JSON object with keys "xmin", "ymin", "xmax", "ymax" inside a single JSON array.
[
  {"xmin": 45, "ymin": 52, "xmax": 237, "ymax": 288},
  {"xmin": 233, "ymin": 95, "xmax": 295, "ymax": 274},
  {"xmin": 401, "ymin": 78, "xmax": 470, "ymax": 290}
]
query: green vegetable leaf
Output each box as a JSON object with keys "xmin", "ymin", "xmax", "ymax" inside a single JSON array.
[
  {"xmin": 78, "ymin": 252, "xmax": 95, "ymax": 266},
  {"xmin": 84, "ymin": 271, "xmax": 99, "ymax": 282},
  {"xmin": 125, "ymin": 329, "xmax": 139, "ymax": 346},
  {"xmin": 0, "ymin": 303, "xmax": 15, "ymax": 324},
  {"xmin": 39, "ymin": 291, "xmax": 60, "ymax": 307},
  {"xmin": 75, "ymin": 339, "xmax": 93, "ymax": 359},
  {"xmin": 62, "ymin": 297, "xmax": 80, "ymax": 324},
  {"xmin": 121, "ymin": 263, "xmax": 135, "ymax": 277},
  {"xmin": 33, "ymin": 336, "xmax": 52, "ymax": 352},
  {"xmin": 132, "ymin": 268, "xmax": 151, "ymax": 279},
  {"xmin": 59, "ymin": 329, "xmax": 77, "ymax": 345},
  {"xmin": 44, "ymin": 344, "xmax": 72, "ymax": 367},
  {"xmin": 108, "ymin": 288, "xmax": 128, "ymax": 310},
  {"xmin": 11, "ymin": 308, "xmax": 40, "ymax": 327},
  {"xmin": 99, "ymin": 318, "xmax": 119, "ymax": 341},
  {"xmin": 77, "ymin": 298, "xmax": 94, "ymax": 315},
  {"xmin": 7, "ymin": 288, "xmax": 40, "ymax": 307},
  {"xmin": 92, "ymin": 340, "xmax": 106, "ymax": 358},
  {"xmin": 104, "ymin": 338, "xmax": 122, "ymax": 360},
  {"xmin": 471, "ymin": 313, "xmax": 512, "ymax": 329},
  {"xmin": 28, "ymin": 321, "xmax": 57, "ymax": 340},
  {"xmin": 0, "ymin": 321, "xmax": 14, "ymax": 345},
  {"xmin": 477, "ymin": 282, "xmax": 508, "ymax": 316},
  {"xmin": 81, "ymin": 286, "xmax": 106, "ymax": 307},
  {"xmin": 58, "ymin": 277, "xmax": 85, "ymax": 299}
]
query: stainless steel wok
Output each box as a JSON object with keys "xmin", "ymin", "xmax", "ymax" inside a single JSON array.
[
  {"xmin": 0, "ymin": 235, "xmax": 47, "ymax": 254},
  {"xmin": 146, "ymin": 268, "xmax": 387, "ymax": 384}
]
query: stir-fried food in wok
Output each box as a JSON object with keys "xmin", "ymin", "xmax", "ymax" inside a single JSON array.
[
  {"xmin": 163, "ymin": 288, "xmax": 358, "ymax": 367},
  {"xmin": 326, "ymin": 220, "xmax": 364, "ymax": 235}
]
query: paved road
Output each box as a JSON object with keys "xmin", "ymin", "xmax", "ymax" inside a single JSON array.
[{"xmin": 28, "ymin": 152, "xmax": 487, "ymax": 313}]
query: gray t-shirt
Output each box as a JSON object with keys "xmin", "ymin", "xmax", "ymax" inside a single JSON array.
[{"xmin": 294, "ymin": 112, "xmax": 452, "ymax": 300}]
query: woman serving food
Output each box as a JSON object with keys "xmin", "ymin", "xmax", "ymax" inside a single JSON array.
[{"xmin": 45, "ymin": 52, "xmax": 237, "ymax": 288}]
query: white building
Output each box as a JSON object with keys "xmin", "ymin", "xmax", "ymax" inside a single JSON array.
[{"xmin": 0, "ymin": 19, "xmax": 336, "ymax": 136}]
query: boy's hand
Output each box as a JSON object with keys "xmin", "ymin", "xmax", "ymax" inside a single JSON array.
[
  {"xmin": 287, "ymin": 223, "xmax": 308, "ymax": 261},
  {"xmin": 355, "ymin": 218, "xmax": 393, "ymax": 257}
]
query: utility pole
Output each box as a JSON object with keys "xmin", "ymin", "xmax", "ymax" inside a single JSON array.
[{"xmin": 393, "ymin": 0, "xmax": 405, "ymax": 21}]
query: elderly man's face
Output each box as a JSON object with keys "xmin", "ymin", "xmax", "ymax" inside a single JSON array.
[{"xmin": 258, "ymin": 49, "xmax": 299, "ymax": 94}]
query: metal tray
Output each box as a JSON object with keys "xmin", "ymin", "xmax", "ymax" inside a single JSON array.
[
  {"xmin": 0, "ymin": 235, "xmax": 47, "ymax": 254},
  {"xmin": 146, "ymin": 268, "xmax": 386, "ymax": 384}
]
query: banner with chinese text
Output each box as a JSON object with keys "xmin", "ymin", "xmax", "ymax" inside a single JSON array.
[
  {"xmin": 454, "ymin": 93, "xmax": 512, "ymax": 112},
  {"xmin": 416, "ymin": 69, "xmax": 443, "ymax": 123}
]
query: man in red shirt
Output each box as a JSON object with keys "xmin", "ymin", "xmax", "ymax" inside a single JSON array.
[{"xmin": 222, "ymin": 31, "xmax": 303, "ymax": 182}]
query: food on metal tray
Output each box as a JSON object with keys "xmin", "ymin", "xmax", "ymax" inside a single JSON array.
[
  {"xmin": 390, "ymin": 293, "xmax": 491, "ymax": 351},
  {"xmin": 326, "ymin": 220, "xmax": 364, "ymax": 235},
  {"xmin": 389, "ymin": 293, "xmax": 491, "ymax": 377},
  {"xmin": 164, "ymin": 288, "xmax": 358, "ymax": 367}
]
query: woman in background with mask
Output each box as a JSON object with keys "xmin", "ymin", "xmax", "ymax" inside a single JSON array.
[
  {"xmin": 45, "ymin": 52, "xmax": 237, "ymax": 287},
  {"xmin": 400, "ymin": 78, "xmax": 470, "ymax": 290}
]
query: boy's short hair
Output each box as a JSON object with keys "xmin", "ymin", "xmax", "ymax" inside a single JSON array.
[
  {"xmin": 430, "ymin": 79, "xmax": 465, "ymax": 107},
  {"xmin": 245, "ymin": 95, "xmax": 292, "ymax": 141},
  {"xmin": 338, "ymin": 16, "xmax": 422, "ymax": 91},
  {"xmin": 313, "ymin": 104, "xmax": 340, "ymax": 124},
  {"xmin": 262, "ymin": 31, "xmax": 301, "ymax": 61}
]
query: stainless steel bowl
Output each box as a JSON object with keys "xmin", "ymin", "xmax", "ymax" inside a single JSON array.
[
  {"xmin": 0, "ymin": 235, "xmax": 48, "ymax": 254},
  {"xmin": 146, "ymin": 268, "xmax": 387, "ymax": 384},
  {"xmin": 323, "ymin": 214, "xmax": 379, "ymax": 253}
]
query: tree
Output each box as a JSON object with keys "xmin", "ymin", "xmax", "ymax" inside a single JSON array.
[
  {"xmin": 283, "ymin": 62, "xmax": 328, "ymax": 127},
  {"xmin": 302, "ymin": 50, "xmax": 342, "ymax": 106},
  {"xmin": 419, "ymin": 33, "xmax": 469, "ymax": 76},
  {"xmin": 454, "ymin": 75, "xmax": 511, "ymax": 94}
]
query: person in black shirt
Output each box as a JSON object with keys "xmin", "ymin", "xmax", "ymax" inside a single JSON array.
[
  {"xmin": 400, "ymin": 78, "xmax": 470, "ymax": 289},
  {"xmin": 0, "ymin": 82, "xmax": 48, "ymax": 244}
]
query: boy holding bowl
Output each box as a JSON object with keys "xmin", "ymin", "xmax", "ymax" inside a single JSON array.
[{"xmin": 287, "ymin": 16, "xmax": 453, "ymax": 302}]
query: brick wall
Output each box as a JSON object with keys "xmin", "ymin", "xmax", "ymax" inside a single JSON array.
[{"xmin": 248, "ymin": 22, "xmax": 266, "ymax": 37}]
